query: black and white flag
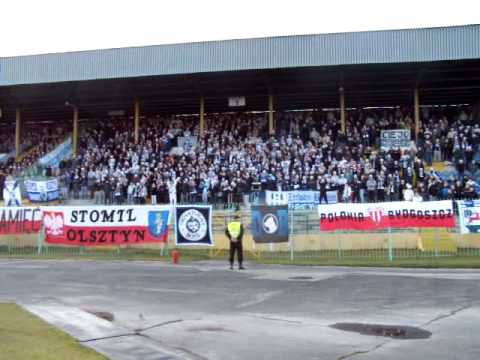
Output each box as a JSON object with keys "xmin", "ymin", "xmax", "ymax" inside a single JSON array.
[{"xmin": 175, "ymin": 205, "xmax": 213, "ymax": 246}]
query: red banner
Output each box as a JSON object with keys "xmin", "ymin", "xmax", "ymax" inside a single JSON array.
[
  {"xmin": 318, "ymin": 201, "xmax": 455, "ymax": 231},
  {"xmin": 43, "ymin": 206, "xmax": 170, "ymax": 246},
  {"xmin": 0, "ymin": 207, "xmax": 43, "ymax": 234}
]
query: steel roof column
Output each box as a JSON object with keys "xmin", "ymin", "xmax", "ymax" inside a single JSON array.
[
  {"xmin": 134, "ymin": 100, "xmax": 140, "ymax": 144},
  {"xmin": 15, "ymin": 109, "xmax": 22, "ymax": 160},
  {"xmin": 72, "ymin": 106, "xmax": 79, "ymax": 158},
  {"xmin": 200, "ymin": 96, "xmax": 205, "ymax": 137},
  {"xmin": 268, "ymin": 94, "xmax": 274, "ymax": 135},
  {"xmin": 339, "ymin": 87, "xmax": 346, "ymax": 135},
  {"xmin": 414, "ymin": 89, "xmax": 420, "ymax": 142}
]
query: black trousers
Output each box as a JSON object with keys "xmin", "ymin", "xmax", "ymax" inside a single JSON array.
[
  {"xmin": 320, "ymin": 191, "xmax": 328, "ymax": 204},
  {"xmin": 229, "ymin": 241, "xmax": 243, "ymax": 266},
  {"xmin": 377, "ymin": 189, "xmax": 385, "ymax": 202}
]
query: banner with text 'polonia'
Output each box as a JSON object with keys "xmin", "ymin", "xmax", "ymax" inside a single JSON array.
[
  {"xmin": 0, "ymin": 207, "xmax": 43, "ymax": 234},
  {"xmin": 43, "ymin": 206, "xmax": 170, "ymax": 246},
  {"xmin": 318, "ymin": 201, "xmax": 455, "ymax": 231}
]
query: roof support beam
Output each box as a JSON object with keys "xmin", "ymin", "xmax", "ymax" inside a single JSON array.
[
  {"xmin": 339, "ymin": 87, "xmax": 346, "ymax": 135},
  {"xmin": 134, "ymin": 100, "xmax": 140, "ymax": 144},
  {"xmin": 414, "ymin": 88, "xmax": 421, "ymax": 142},
  {"xmin": 72, "ymin": 106, "xmax": 79, "ymax": 158},
  {"xmin": 15, "ymin": 109, "xmax": 22, "ymax": 160},
  {"xmin": 268, "ymin": 94, "xmax": 274, "ymax": 136},
  {"xmin": 199, "ymin": 96, "xmax": 205, "ymax": 138}
]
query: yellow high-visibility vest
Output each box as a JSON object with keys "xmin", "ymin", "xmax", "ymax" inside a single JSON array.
[{"xmin": 227, "ymin": 221, "xmax": 242, "ymax": 239}]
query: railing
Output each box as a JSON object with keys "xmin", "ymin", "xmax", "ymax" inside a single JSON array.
[{"xmin": 1, "ymin": 208, "xmax": 480, "ymax": 264}]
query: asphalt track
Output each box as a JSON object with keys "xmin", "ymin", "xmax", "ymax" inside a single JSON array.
[{"xmin": 1, "ymin": 259, "xmax": 480, "ymax": 359}]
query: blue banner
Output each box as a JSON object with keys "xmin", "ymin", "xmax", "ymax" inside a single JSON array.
[
  {"xmin": 251, "ymin": 205, "xmax": 289, "ymax": 243},
  {"xmin": 39, "ymin": 137, "xmax": 72, "ymax": 168},
  {"xmin": 0, "ymin": 153, "xmax": 12, "ymax": 164},
  {"xmin": 458, "ymin": 200, "xmax": 480, "ymax": 234},
  {"xmin": 175, "ymin": 205, "xmax": 213, "ymax": 246},
  {"xmin": 24, "ymin": 179, "xmax": 59, "ymax": 202}
]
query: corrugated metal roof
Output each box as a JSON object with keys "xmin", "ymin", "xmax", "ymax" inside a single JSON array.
[{"xmin": 1, "ymin": 25, "xmax": 479, "ymax": 86}]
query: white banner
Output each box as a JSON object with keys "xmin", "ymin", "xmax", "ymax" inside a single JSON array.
[
  {"xmin": 380, "ymin": 129, "xmax": 411, "ymax": 150},
  {"xmin": 318, "ymin": 200, "xmax": 455, "ymax": 231},
  {"xmin": 457, "ymin": 200, "xmax": 480, "ymax": 234},
  {"xmin": 0, "ymin": 207, "xmax": 43, "ymax": 234},
  {"xmin": 43, "ymin": 205, "xmax": 171, "ymax": 246},
  {"xmin": 266, "ymin": 190, "xmax": 337, "ymax": 208},
  {"xmin": 228, "ymin": 96, "xmax": 246, "ymax": 107},
  {"xmin": 177, "ymin": 136, "xmax": 197, "ymax": 152},
  {"xmin": 25, "ymin": 179, "xmax": 59, "ymax": 202},
  {"xmin": 3, "ymin": 180, "xmax": 22, "ymax": 207}
]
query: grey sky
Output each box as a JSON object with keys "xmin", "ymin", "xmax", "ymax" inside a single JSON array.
[{"xmin": 1, "ymin": 0, "xmax": 478, "ymax": 57}]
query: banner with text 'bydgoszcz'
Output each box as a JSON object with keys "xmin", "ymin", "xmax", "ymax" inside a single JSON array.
[
  {"xmin": 43, "ymin": 206, "xmax": 170, "ymax": 246},
  {"xmin": 0, "ymin": 207, "xmax": 43, "ymax": 234},
  {"xmin": 318, "ymin": 201, "xmax": 455, "ymax": 231}
]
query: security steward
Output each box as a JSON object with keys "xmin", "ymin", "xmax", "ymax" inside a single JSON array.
[{"xmin": 226, "ymin": 214, "xmax": 244, "ymax": 270}]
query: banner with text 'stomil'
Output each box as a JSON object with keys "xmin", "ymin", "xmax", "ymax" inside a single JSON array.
[
  {"xmin": 43, "ymin": 206, "xmax": 170, "ymax": 246},
  {"xmin": 318, "ymin": 201, "xmax": 455, "ymax": 231},
  {"xmin": 0, "ymin": 207, "xmax": 43, "ymax": 234}
]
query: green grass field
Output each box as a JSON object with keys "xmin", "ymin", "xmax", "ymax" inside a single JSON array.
[{"xmin": 0, "ymin": 303, "xmax": 108, "ymax": 360}]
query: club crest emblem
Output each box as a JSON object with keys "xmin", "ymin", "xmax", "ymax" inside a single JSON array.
[
  {"xmin": 368, "ymin": 207, "xmax": 384, "ymax": 223},
  {"xmin": 262, "ymin": 213, "xmax": 279, "ymax": 234},
  {"xmin": 148, "ymin": 211, "xmax": 169, "ymax": 237},
  {"xmin": 178, "ymin": 209, "xmax": 207, "ymax": 241}
]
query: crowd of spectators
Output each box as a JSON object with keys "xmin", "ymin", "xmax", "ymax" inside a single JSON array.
[
  {"xmin": 0, "ymin": 126, "xmax": 67, "ymax": 177},
  {"xmin": 56, "ymin": 105, "xmax": 479, "ymax": 206},
  {"xmin": 0, "ymin": 128, "xmax": 14, "ymax": 154}
]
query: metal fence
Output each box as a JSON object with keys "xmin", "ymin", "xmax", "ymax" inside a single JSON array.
[{"xmin": 1, "ymin": 209, "xmax": 480, "ymax": 263}]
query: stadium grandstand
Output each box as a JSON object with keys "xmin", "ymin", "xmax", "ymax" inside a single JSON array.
[{"xmin": 1, "ymin": 24, "xmax": 480, "ymax": 206}]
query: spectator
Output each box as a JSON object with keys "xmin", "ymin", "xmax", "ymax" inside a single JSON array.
[
  {"xmin": 366, "ymin": 175, "xmax": 377, "ymax": 202},
  {"xmin": 403, "ymin": 184, "xmax": 415, "ymax": 201}
]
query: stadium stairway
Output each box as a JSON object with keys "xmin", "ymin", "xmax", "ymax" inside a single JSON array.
[
  {"xmin": 19, "ymin": 136, "xmax": 71, "ymax": 177},
  {"xmin": 431, "ymin": 161, "xmax": 448, "ymax": 172},
  {"xmin": 15, "ymin": 145, "xmax": 38, "ymax": 164}
]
